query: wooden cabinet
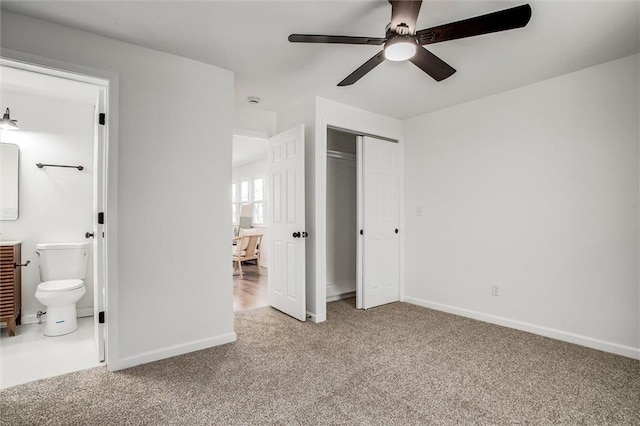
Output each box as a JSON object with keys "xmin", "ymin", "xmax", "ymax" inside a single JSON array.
[{"xmin": 0, "ymin": 243, "xmax": 21, "ymax": 336}]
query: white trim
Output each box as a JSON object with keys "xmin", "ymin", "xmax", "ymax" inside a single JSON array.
[
  {"xmin": 1, "ymin": 48, "xmax": 120, "ymax": 372},
  {"xmin": 327, "ymin": 280, "xmax": 356, "ymax": 299},
  {"xmin": 314, "ymin": 115, "xmax": 329, "ymax": 323},
  {"xmin": 1, "ymin": 52, "xmax": 109, "ymax": 88},
  {"xmin": 327, "ymin": 291, "xmax": 356, "ymax": 303},
  {"xmin": 18, "ymin": 315, "xmax": 40, "ymax": 325},
  {"xmin": 404, "ymin": 296, "xmax": 640, "ymax": 360},
  {"xmin": 233, "ymin": 128, "xmax": 271, "ymax": 140},
  {"xmin": 356, "ymin": 135, "xmax": 363, "ymax": 310},
  {"xmin": 108, "ymin": 332, "xmax": 237, "ymax": 371},
  {"xmin": 77, "ymin": 307, "xmax": 94, "ymax": 318}
]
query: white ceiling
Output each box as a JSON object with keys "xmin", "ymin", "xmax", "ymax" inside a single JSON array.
[
  {"xmin": 2, "ymin": 1, "xmax": 638, "ymax": 120},
  {"xmin": 233, "ymin": 135, "xmax": 268, "ymax": 168}
]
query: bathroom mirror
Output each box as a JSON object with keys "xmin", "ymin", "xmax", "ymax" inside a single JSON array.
[{"xmin": 0, "ymin": 143, "xmax": 19, "ymax": 220}]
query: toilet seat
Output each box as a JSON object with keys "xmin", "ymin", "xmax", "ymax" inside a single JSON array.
[{"xmin": 37, "ymin": 279, "xmax": 84, "ymax": 292}]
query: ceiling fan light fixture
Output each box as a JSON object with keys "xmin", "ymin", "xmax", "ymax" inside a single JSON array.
[{"xmin": 384, "ymin": 36, "xmax": 417, "ymax": 61}]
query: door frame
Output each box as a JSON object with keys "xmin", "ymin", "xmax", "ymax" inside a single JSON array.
[
  {"xmin": 1, "ymin": 49, "xmax": 119, "ymax": 369},
  {"xmin": 314, "ymin": 98, "xmax": 404, "ymax": 323}
]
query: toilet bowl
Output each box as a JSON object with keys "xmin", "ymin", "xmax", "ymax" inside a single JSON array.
[
  {"xmin": 34, "ymin": 242, "xmax": 89, "ymax": 337},
  {"xmin": 35, "ymin": 280, "xmax": 86, "ymax": 336}
]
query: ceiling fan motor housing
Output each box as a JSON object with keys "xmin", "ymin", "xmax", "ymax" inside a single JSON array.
[{"xmin": 394, "ymin": 23, "xmax": 411, "ymax": 35}]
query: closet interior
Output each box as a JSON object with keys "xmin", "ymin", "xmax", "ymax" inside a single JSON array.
[{"xmin": 326, "ymin": 128, "xmax": 357, "ymax": 302}]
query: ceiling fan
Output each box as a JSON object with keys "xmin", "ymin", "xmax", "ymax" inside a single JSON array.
[{"xmin": 288, "ymin": 1, "xmax": 532, "ymax": 86}]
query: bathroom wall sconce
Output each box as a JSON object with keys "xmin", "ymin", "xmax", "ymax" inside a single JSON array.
[{"xmin": 1, "ymin": 108, "xmax": 19, "ymax": 131}]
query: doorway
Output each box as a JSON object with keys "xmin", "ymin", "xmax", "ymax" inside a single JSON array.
[
  {"xmin": 0, "ymin": 58, "xmax": 110, "ymax": 388},
  {"xmin": 326, "ymin": 129, "xmax": 358, "ymax": 305},
  {"xmin": 324, "ymin": 127, "xmax": 402, "ymax": 315},
  {"xmin": 232, "ymin": 133, "xmax": 269, "ymax": 311}
]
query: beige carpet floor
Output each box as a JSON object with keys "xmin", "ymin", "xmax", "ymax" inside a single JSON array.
[{"xmin": 2, "ymin": 299, "xmax": 639, "ymax": 425}]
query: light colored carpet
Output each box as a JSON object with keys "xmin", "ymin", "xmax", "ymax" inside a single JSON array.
[{"xmin": 2, "ymin": 299, "xmax": 639, "ymax": 424}]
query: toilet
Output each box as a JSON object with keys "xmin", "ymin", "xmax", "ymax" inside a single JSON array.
[{"xmin": 34, "ymin": 242, "xmax": 90, "ymax": 336}]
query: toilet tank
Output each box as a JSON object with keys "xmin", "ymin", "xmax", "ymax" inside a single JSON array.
[{"xmin": 36, "ymin": 242, "xmax": 90, "ymax": 281}]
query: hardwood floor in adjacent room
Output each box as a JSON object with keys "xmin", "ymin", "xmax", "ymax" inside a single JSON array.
[{"xmin": 233, "ymin": 264, "xmax": 268, "ymax": 311}]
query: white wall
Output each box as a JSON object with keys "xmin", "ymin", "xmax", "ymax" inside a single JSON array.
[
  {"xmin": 403, "ymin": 54, "xmax": 640, "ymax": 359},
  {"xmin": 0, "ymin": 90, "xmax": 95, "ymax": 321},
  {"xmin": 234, "ymin": 106, "xmax": 276, "ymax": 137},
  {"xmin": 232, "ymin": 158, "xmax": 270, "ymax": 267},
  {"xmin": 2, "ymin": 11, "xmax": 236, "ymax": 369}
]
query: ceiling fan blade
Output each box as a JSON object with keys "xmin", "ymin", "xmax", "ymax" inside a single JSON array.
[
  {"xmin": 390, "ymin": 0, "xmax": 422, "ymax": 34},
  {"xmin": 416, "ymin": 4, "xmax": 532, "ymax": 45},
  {"xmin": 288, "ymin": 34, "xmax": 385, "ymax": 45},
  {"xmin": 338, "ymin": 51, "xmax": 386, "ymax": 86},
  {"xmin": 409, "ymin": 47, "xmax": 456, "ymax": 82}
]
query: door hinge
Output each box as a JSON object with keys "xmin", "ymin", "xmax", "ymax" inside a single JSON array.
[
  {"xmin": 98, "ymin": 212, "xmax": 104, "ymax": 224},
  {"xmin": 98, "ymin": 113, "xmax": 106, "ymax": 125},
  {"xmin": 98, "ymin": 311, "xmax": 105, "ymax": 324}
]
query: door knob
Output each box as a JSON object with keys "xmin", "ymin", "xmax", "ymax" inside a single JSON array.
[
  {"xmin": 302, "ymin": 232, "xmax": 308, "ymax": 238},
  {"xmin": 85, "ymin": 232, "xmax": 95, "ymax": 239},
  {"xmin": 395, "ymin": 229, "xmax": 399, "ymax": 234},
  {"xmin": 292, "ymin": 232, "xmax": 301, "ymax": 238}
]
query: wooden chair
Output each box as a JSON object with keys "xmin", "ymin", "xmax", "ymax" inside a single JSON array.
[{"xmin": 232, "ymin": 233, "xmax": 263, "ymax": 279}]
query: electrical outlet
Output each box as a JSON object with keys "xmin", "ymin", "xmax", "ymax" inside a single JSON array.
[{"xmin": 491, "ymin": 284, "xmax": 500, "ymax": 296}]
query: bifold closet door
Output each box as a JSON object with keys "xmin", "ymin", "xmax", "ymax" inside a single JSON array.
[{"xmin": 358, "ymin": 136, "xmax": 400, "ymax": 309}]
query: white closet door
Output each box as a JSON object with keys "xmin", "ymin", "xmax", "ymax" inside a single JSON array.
[
  {"xmin": 268, "ymin": 125, "xmax": 306, "ymax": 321},
  {"xmin": 360, "ymin": 136, "xmax": 400, "ymax": 309}
]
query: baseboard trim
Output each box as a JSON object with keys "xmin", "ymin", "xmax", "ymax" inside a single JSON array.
[
  {"xmin": 19, "ymin": 307, "xmax": 95, "ymax": 325},
  {"xmin": 403, "ymin": 296, "xmax": 640, "ymax": 360},
  {"xmin": 327, "ymin": 280, "xmax": 356, "ymax": 300},
  {"xmin": 327, "ymin": 291, "xmax": 356, "ymax": 303},
  {"xmin": 108, "ymin": 332, "xmax": 237, "ymax": 371},
  {"xmin": 76, "ymin": 307, "xmax": 94, "ymax": 318},
  {"xmin": 306, "ymin": 311, "xmax": 319, "ymax": 323}
]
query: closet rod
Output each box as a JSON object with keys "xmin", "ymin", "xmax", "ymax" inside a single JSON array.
[
  {"xmin": 36, "ymin": 163, "xmax": 84, "ymax": 171},
  {"xmin": 327, "ymin": 149, "xmax": 356, "ymax": 161}
]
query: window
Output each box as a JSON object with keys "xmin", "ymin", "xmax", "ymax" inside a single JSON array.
[
  {"xmin": 231, "ymin": 183, "xmax": 237, "ymax": 223},
  {"xmin": 240, "ymin": 181, "xmax": 249, "ymax": 203},
  {"xmin": 231, "ymin": 177, "xmax": 266, "ymax": 225},
  {"xmin": 253, "ymin": 177, "xmax": 264, "ymax": 225}
]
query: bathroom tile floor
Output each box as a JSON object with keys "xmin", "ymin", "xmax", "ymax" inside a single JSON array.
[{"xmin": 0, "ymin": 316, "xmax": 102, "ymax": 389}]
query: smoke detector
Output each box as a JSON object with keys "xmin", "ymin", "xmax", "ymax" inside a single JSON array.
[{"xmin": 247, "ymin": 96, "xmax": 261, "ymax": 104}]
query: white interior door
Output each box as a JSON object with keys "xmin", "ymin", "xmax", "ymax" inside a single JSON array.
[
  {"xmin": 93, "ymin": 89, "xmax": 106, "ymax": 362},
  {"xmin": 360, "ymin": 136, "xmax": 400, "ymax": 309},
  {"xmin": 268, "ymin": 125, "xmax": 306, "ymax": 321}
]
